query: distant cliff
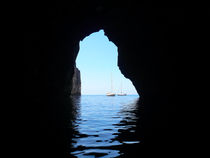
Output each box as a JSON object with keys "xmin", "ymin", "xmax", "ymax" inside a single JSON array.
[{"xmin": 71, "ymin": 67, "xmax": 81, "ymax": 95}]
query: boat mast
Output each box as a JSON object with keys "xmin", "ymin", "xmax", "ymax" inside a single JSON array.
[
  {"xmin": 120, "ymin": 80, "xmax": 122, "ymax": 94},
  {"xmin": 111, "ymin": 72, "xmax": 113, "ymax": 93}
]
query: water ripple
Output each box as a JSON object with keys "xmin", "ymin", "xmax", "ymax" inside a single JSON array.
[{"xmin": 69, "ymin": 95, "xmax": 143, "ymax": 157}]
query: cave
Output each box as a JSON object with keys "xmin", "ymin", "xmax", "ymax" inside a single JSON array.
[{"xmin": 24, "ymin": 1, "xmax": 182, "ymax": 157}]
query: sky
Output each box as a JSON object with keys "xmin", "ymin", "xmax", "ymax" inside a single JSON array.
[{"xmin": 76, "ymin": 30, "xmax": 138, "ymax": 95}]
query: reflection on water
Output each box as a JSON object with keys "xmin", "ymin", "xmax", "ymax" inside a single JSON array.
[{"xmin": 69, "ymin": 95, "xmax": 144, "ymax": 157}]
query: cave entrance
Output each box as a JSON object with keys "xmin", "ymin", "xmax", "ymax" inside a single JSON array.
[
  {"xmin": 70, "ymin": 29, "xmax": 141, "ymax": 157},
  {"xmin": 75, "ymin": 29, "xmax": 138, "ymax": 95}
]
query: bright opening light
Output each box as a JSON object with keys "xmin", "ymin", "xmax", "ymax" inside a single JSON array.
[{"xmin": 76, "ymin": 30, "xmax": 138, "ymax": 95}]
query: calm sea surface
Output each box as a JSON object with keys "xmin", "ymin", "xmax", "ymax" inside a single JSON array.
[{"xmin": 69, "ymin": 95, "xmax": 144, "ymax": 158}]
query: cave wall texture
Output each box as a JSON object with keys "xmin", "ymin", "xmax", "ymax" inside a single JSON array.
[{"xmin": 24, "ymin": 0, "xmax": 183, "ymax": 157}]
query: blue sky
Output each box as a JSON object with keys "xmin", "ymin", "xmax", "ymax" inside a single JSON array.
[{"xmin": 76, "ymin": 30, "xmax": 138, "ymax": 95}]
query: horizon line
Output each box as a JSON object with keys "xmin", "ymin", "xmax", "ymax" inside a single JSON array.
[{"xmin": 80, "ymin": 94, "xmax": 139, "ymax": 96}]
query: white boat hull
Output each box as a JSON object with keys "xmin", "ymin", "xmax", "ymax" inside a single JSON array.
[
  {"xmin": 106, "ymin": 93, "xmax": 116, "ymax": 96},
  {"xmin": 117, "ymin": 93, "xmax": 127, "ymax": 96}
]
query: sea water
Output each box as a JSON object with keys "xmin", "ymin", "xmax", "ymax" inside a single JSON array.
[{"xmin": 69, "ymin": 95, "xmax": 144, "ymax": 158}]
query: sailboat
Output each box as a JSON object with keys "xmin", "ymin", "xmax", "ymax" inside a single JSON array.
[
  {"xmin": 106, "ymin": 92, "xmax": 115, "ymax": 96},
  {"xmin": 117, "ymin": 80, "xmax": 127, "ymax": 96},
  {"xmin": 106, "ymin": 73, "xmax": 115, "ymax": 96}
]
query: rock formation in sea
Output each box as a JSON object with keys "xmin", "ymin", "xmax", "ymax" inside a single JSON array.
[{"xmin": 70, "ymin": 67, "xmax": 81, "ymax": 95}]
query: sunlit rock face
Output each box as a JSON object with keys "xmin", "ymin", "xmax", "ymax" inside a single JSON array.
[
  {"xmin": 24, "ymin": 0, "xmax": 182, "ymax": 157},
  {"xmin": 70, "ymin": 67, "xmax": 81, "ymax": 95}
]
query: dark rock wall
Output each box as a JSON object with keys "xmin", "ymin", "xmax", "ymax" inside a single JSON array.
[
  {"xmin": 70, "ymin": 67, "xmax": 81, "ymax": 95},
  {"xmin": 24, "ymin": 1, "xmax": 183, "ymax": 157}
]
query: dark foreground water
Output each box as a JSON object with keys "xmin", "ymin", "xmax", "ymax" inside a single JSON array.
[{"xmin": 69, "ymin": 95, "xmax": 144, "ymax": 158}]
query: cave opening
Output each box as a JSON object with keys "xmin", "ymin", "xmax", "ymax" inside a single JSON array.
[
  {"xmin": 69, "ymin": 30, "xmax": 142, "ymax": 157},
  {"xmin": 75, "ymin": 29, "xmax": 138, "ymax": 96}
]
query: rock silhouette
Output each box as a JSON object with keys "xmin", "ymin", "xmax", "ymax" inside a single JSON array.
[{"xmin": 71, "ymin": 67, "xmax": 81, "ymax": 95}]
